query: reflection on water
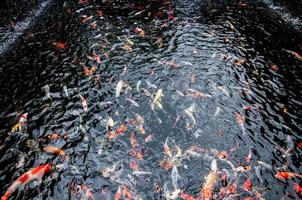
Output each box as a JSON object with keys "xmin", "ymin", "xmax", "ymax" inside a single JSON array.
[{"xmin": 0, "ymin": 0, "xmax": 301, "ymax": 199}]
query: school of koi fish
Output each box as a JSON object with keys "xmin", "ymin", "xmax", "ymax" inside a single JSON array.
[{"xmin": 0, "ymin": 0, "xmax": 301, "ymax": 200}]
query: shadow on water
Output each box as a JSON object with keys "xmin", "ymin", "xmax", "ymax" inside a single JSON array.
[{"xmin": 0, "ymin": 0, "xmax": 302, "ymax": 199}]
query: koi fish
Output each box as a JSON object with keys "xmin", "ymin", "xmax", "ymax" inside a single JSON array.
[
  {"xmin": 275, "ymin": 171, "xmax": 302, "ymax": 180},
  {"xmin": 186, "ymin": 89, "xmax": 211, "ymax": 99},
  {"xmin": 212, "ymin": 107, "xmax": 221, "ymax": 119},
  {"xmin": 297, "ymin": 141, "xmax": 302, "ymax": 149},
  {"xmin": 236, "ymin": 112, "xmax": 246, "ymax": 135},
  {"xmin": 126, "ymin": 98, "xmax": 139, "ymax": 107},
  {"xmin": 107, "ymin": 117, "xmax": 115, "ymax": 128},
  {"xmin": 130, "ymin": 132, "xmax": 143, "ymax": 160},
  {"xmin": 234, "ymin": 58, "xmax": 246, "ymax": 66},
  {"xmin": 116, "ymin": 80, "xmax": 124, "ymax": 97},
  {"xmin": 79, "ymin": 94, "xmax": 88, "ymax": 112},
  {"xmin": 151, "ymin": 89, "xmax": 163, "ymax": 110},
  {"xmin": 101, "ymin": 162, "xmax": 123, "ymax": 178},
  {"xmin": 184, "ymin": 104, "xmax": 196, "ymax": 129},
  {"xmin": 77, "ymin": 185, "xmax": 94, "ymax": 200},
  {"xmin": 1, "ymin": 164, "xmax": 52, "ymax": 200},
  {"xmin": 115, "ymin": 186, "xmax": 132, "ymax": 200},
  {"xmin": 81, "ymin": 15, "xmax": 93, "ymax": 23},
  {"xmin": 145, "ymin": 134, "xmax": 153, "ymax": 142},
  {"xmin": 245, "ymin": 148, "xmax": 252, "ymax": 163},
  {"xmin": 130, "ymin": 160, "xmax": 139, "ymax": 171},
  {"xmin": 83, "ymin": 65, "xmax": 96, "ymax": 77},
  {"xmin": 171, "ymin": 166, "xmax": 180, "ymax": 190},
  {"xmin": 136, "ymin": 80, "xmax": 141, "ymax": 92},
  {"xmin": 243, "ymin": 178, "xmax": 252, "ymax": 191},
  {"xmin": 257, "ymin": 160, "xmax": 272, "ymax": 170},
  {"xmin": 179, "ymin": 192, "xmax": 196, "ymax": 200},
  {"xmin": 11, "ymin": 113, "xmax": 28, "ymax": 132},
  {"xmin": 121, "ymin": 44, "xmax": 132, "ymax": 52},
  {"xmin": 43, "ymin": 146, "xmax": 65, "ymax": 156},
  {"xmin": 285, "ymin": 50, "xmax": 302, "ymax": 61},
  {"xmin": 164, "ymin": 137, "xmax": 173, "ymax": 157},
  {"xmin": 255, "ymin": 166, "xmax": 263, "ymax": 183},
  {"xmin": 200, "ymin": 159, "xmax": 218, "ymax": 200},
  {"xmin": 133, "ymin": 27, "xmax": 145, "ymax": 37},
  {"xmin": 108, "ymin": 124, "xmax": 127, "ymax": 140},
  {"xmin": 63, "ymin": 86, "xmax": 69, "ymax": 97},
  {"xmin": 294, "ymin": 183, "xmax": 302, "ymax": 196},
  {"xmin": 52, "ymin": 41, "xmax": 66, "ymax": 49},
  {"xmin": 282, "ymin": 135, "xmax": 294, "ymax": 156}
]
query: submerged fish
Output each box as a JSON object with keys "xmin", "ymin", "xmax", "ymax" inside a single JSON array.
[
  {"xmin": 151, "ymin": 89, "xmax": 163, "ymax": 110},
  {"xmin": 79, "ymin": 94, "xmax": 88, "ymax": 112},
  {"xmin": 184, "ymin": 104, "xmax": 196, "ymax": 129},
  {"xmin": 11, "ymin": 113, "xmax": 28, "ymax": 132},
  {"xmin": 200, "ymin": 159, "xmax": 218, "ymax": 200},
  {"xmin": 285, "ymin": 50, "xmax": 302, "ymax": 61},
  {"xmin": 43, "ymin": 146, "xmax": 66, "ymax": 156},
  {"xmin": 1, "ymin": 164, "xmax": 52, "ymax": 200},
  {"xmin": 116, "ymin": 80, "xmax": 124, "ymax": 97},
  {"xmin": 236, "ymin": 112, "xmax": 246, "ymax": 135},
  {"xmin": 171, "ymin": 166, "xmax": 180, "ymax": 190},
  {"xmin": 275, "ymin": 171, "xmax": 302, "ymax": 180}
]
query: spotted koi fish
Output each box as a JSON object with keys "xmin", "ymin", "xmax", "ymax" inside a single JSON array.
[{"xmin": 1, "ymin": 164, "xmax": 52, "ymax": 200}]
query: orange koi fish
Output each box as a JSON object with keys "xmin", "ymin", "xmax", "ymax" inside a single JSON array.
[
  {"xmin": 77, "ymin": 185, "xmax": 94, "ymax": 200},
  {"xmin": 285, "ymin": 50, "xmax": 302, "ymax": 61},
  {"xmin": 200, "ymin": 160, "xmax": 217, "ymax": 200},
  {"xmin": 108, "ymin": 124, "xmax": 127, "ymax": 140},
  {"xmin": 79, "ymin": 94, "xmax": 88, "ymax": 112},
  {"xmin": 234, "ymin": 58, "xmax": 246, "ymax": 66},
  {"xmin": 294, "ymin": 183, "xmax": 302, "ymax": 196},
  {"xmin": 11, "ymin": 113, "xmax": 28, "ymax": 132},
  {"xmin": 81, "ymin": 15, "xmax": 93, "ymax": 24},
  {"xmin": 83, "ymin": 65, "xmax": 96, "ymax": 77},
  {"xmin": 1, "ymin": 164, "xmax": 52, "ymax": 200},
  {"xmin": 43, "ymin": 146, "xmax": 65, "ymax": 156},
  {"xmin": 243, "ymin": 178, "xmax": 252, "ymax": 191},
  {"xmin": 52, "ymin": 41, "xmax": 66, "ymax": 49},
  {"xmin": 275, "ymin": 172, "xmax": 302, "ymax": 180},
  {"xmin": 236, "ymin": 112, "xmax": 246, "ymax": 135}
]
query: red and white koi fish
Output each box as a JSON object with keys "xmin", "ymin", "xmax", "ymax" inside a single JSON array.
[
  {"xmin": 243, "ymin": 177, "xmax": 252, "ymax": 191},
  {"xmin": 285, "ymin": 50, "xmax": 302, "ymax": 61},
  {"xmin": 200, "ymin": 159, "xmax": 218, "ymax": 200},
  {"xmin": 245, "ymin": 148, "xmax": 252, "ymax": 163},
  {"xmin": 1, "ymin": 164, "xmax": 52, "ymax": 200},
  {"xmin": 77, "ymin": 185, "xmax": 94, "ymax": 200},
  {"xmin": 164, "ymin": 137, "xmax": 173, "ymax": 157},
  {"xmin": 52, "ymin": 41, "xmax": 66, "ymax": 49},
  {"xmin": 236, "ymin": 112, "xmax": 246, "ymax": 135},
  {"xmin": 115, "ymin": 186, "xmax": 132, "ymax": 200},
  {"xmin": 79, "ymin": 94, "xmax": 88, "ymax": 112},
  {"xmin": 107, "ymin": 124, "xmax": 127, "ymax": 140},
  {"xmin": 130, "ymin": 132, "xmax": 143, "ymax": 160},
  {"xmin": 11, "ymin": 113, "xmax": 28, "ymax": 132}
]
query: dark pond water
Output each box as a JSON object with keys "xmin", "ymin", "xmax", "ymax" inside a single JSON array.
[{"xmin": 0, "ymin": 0, "xmax": 302, "ymax": 199}]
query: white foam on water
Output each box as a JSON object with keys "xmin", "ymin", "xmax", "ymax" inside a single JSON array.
[
  {"xmin": 261, "ymin": 0, "xmax": 302, "ymax": 31},
  {"xmin": 0, "ymin": 0, "xmax": 52, "ymax": 55}
]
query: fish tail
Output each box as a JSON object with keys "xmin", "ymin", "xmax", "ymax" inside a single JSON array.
[{"xmin": 1, "ymin": 191, "xmax": 11, "ymax": 200}]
